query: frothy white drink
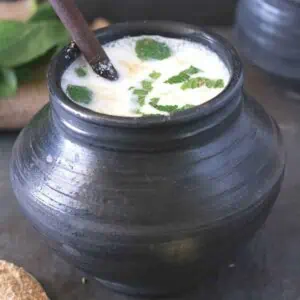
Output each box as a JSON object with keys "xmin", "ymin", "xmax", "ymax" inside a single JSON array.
[{"xmin": 62, "ymin": 36, "xmax": 230, "ymax": 117}]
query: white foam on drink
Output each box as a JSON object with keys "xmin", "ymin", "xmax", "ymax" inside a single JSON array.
[{"xmin": 61, "ymin": 35, "xmax": 231, "ymax": 117}]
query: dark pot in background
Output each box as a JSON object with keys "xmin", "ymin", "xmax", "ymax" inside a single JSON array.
[
  {"xmin": 75, "ymin": 0, "xmax": 238, "ymax": 25},
  {"xmin": 235, "ymin": 0, "xmax": 300, "ymax": 89},
  {"xmin": 10, "ymin": 21, "xmax": 285, "ymax": 296}
]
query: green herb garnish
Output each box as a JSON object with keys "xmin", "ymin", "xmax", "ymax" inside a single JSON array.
[
  {"xmin": 66, "ymin": 85, "xmax": 93, "ymax": 104},
  {"xmin": 181, "ymin": 104, "xmax": 195, "ymax": 110},
  {"xmin": 135, "ymin": 38, "xmax": 171, "ymax": 61},
  {"xmin": 149, "ymin": 98, "xmax": 178, "ymax": 113},
  {"xmin": 133, "ymin": 89, "xmax": 148, "ymax": 97},
  {"xmin": 181, "ymin": 77, "xmax": 225, "ymax": 90},
  {"xmin": 165, "ymin": 65, "xmax": 201, "ymax": 84},
  {"xmin": 137, "ymin": 96, "xmax": 146, "ymax": 106},
  {"xmin": 75, "ymin": 67, "xmax": 87, "ymax": 77},
  {"xmin": 149, "ymin": 98, "xmax": 195, "ymax": 113},
  {"xmin": 141, "ymin": 80, "xmax": 153, "ymax": 92},
  {"xmin": 128, "ymin": 86, "xmax": 135, "ymax": 90},
  {"xmin": 149, "ymin": 71, "xmax": 161, "ymax": 79}
]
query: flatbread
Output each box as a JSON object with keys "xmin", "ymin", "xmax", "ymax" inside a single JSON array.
[{"xmin": 0, "ymin": 260, "xmax": 48, "ymax": 300}]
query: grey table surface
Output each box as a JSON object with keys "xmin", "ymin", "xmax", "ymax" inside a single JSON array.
[{"xmin": 1, "ymin": 28, "xmax": 300, "ymax": 300}]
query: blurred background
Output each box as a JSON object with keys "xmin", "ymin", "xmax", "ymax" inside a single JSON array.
[{"xmin": 1, "ymin": 0, "xmax": 239, "ymax": 25}]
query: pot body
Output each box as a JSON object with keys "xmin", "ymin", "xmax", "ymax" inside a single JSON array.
[
  {"xmin": 10, "ymin": 22, "xmax": 285, "ymax": 296},
  {"xmin": 236, "ymin": 0, "xmax": 300, "ymax": 83}
]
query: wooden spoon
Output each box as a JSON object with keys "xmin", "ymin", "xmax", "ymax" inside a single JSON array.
[{"xmin": 48, "ymin": 0, "xmax": 119, "ymax": 81}]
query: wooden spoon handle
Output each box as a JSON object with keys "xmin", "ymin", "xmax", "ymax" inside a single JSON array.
[{"xmin": 48, "ymin": 0, "xmax": 118, "ymax": 80}]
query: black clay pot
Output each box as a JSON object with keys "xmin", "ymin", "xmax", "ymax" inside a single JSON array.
[
  {"xmin": 235, "ymin": 0, "xmax": 300, "ymax": 86},
  {"xmin": 10, "ymin": 21, "xmax": 285, "ymax": 296},
  {"xmin": 75, "ymin": 0, "xmax": 238, "ymax": 25}
]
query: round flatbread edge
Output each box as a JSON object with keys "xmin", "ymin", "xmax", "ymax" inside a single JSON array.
[{"xmin": 0, "ymin": 260, "xmax": 49, "ymax": 300}]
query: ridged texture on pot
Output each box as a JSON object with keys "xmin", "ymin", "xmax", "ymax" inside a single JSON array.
[{"xmin": 236, "ymin": 0, "xmax": 300, "ymax": 80}]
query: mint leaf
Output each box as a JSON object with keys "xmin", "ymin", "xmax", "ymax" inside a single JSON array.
[
  {"xmin": 213, "ymin": 79, "xmax": 225, "ymax": 88},
  {"xmin": 141, "ymin": 80, "xmax": 153, "ymax": 92},
  {"xmin": 29, "ymin": 3, "xmax": 58, "ymax": 22},
  {"xmin": 75, "ymin": 67, "xmax": 87, "ymax": 77},
  {"xmin": 165, "ymin": 72, "xmax": 190, "ymax": 84},
  {"xmin": 138, "ymin": 96, "xmax": 146, "ymax": 106},
  {"xmin": 185, "ymin": 66, "xmax": 201, "ymax": 75},
  {"xmin": 149, "ymin": 71, "xmax": 161, "ymax": 79},
  {"xmin": 181, "ymin": 77, "xmax": 225, "ymax": 90},
  {"xmin": 149, "ymin": 98, "xmax": 160, "ymax": 106},
  {"xmin": 0, "ymin": 68, "xmax": 17, "ymax": 99},
  {"xmin": 149, "ymin": 98, "xmax": 195, "ymax": 113},
  {"xmin": 135, "ymin": 38, "xmax": 171, "ymax": 61},
  {"xmin": 133, "ymin": 89, "xmax": 148, "ymax": 97},
  {"xmin": 181, "ymin": 78, "xmax": 204, "ymax": 90},
  {"xmin": 67, "ymin": 85, "xmax": 93, "ymax": 104},
  {"xmin": 149, "ymin": 98, "xmax": 179, "ymax": 113},
  {"xmin": 0, "ymin": 20, "xmax": 69, "ymax": 67},
  {"xmin": 165, "ymin": 65, "xmax": 201, "ymax": 84},
  {"xmin": 181, "ymin": 104, "xmax": 195, "ymax": 110}
]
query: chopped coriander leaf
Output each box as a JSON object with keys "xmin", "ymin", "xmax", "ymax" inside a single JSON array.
[
  {"xmin": 135, "ymin": 38, "xmax": 171, "ymax": 61},
  {"xmin": 149, "ymin": 98, "xmax": 160, "ymax": 106},
  {"xmin": 181, "ymin": 78, "xmax": 205, "ymax": 90},
  {"xmin": 75, "ymin": 67, "xmax": 87, "ymax": 77},
  {"xmin": 67, "ymin": 85, "xmax": 93, "ymax": 104},
  {"xmin": 165, "ymin": 65, "xmax": 201, "ymax": 84},
  {"xmin": 141, "ymin": 80, "xmax": 153, "ymax": 92},
  {"xmin": 185, "ymin": 65, "xmax": 202, "ymax": 75},
  {"xmin": 181, "ymin": 77, "xmax": 225, "ymax": 90},
  {"xmin": 149, "ymin": 98, "xmax": 179, "ymax": 113},
  {"xmin": 149, "ymin": 71, "xmax": 161, "ymax": 79},
  {"xmin": 214, "ymin": 79, "xmax": 225, "ymax": 88},
  {"xmin": 181, "ymin": 104, "xmax": 195, "ymax": 110},
  {"xmin": 138, "ymin": 96, "xmax": 146, "ymax": 106},
  {"xmin": 165, "ymin": 72, "xmax": 190, "ymax": 84},
  {"xmin": 128, "ymin": 86, "xmax": 135, "ymax": 90},
  {"xmin": 133, "ymin": 89, "xmax": 148, "ymax": 96}
]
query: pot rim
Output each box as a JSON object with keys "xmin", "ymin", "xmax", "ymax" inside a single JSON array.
[{"xmin": 48, "ymin": 20, "xmax": 243, "ymax": 128}]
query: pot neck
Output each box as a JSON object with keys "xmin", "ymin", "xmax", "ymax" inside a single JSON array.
[{"xmin": 50, "ymin": 86, "xmax": 243, "ymax": 152}]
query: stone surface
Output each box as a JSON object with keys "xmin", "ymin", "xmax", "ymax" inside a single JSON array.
[{"xmin": 1, "ymin": 29, "xmax": 300, "ymax": 299}]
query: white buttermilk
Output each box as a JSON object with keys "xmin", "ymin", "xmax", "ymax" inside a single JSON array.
[{"xmin": 61, "ymin": 35, "xmax": 231, "ymax": 117}]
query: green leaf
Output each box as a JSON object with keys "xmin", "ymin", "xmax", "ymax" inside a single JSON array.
[
  {"xmin": 75, "ymin": 67, "xmax": 87, "ymax": 77},
  {"xmin": 149, "ymin": 98, "xmax": 195, "ymax": 113},
  {"xmin": 14, "ymin": 48, "xmax": 56, "ymax": 84},
  {"xmin": 0, "ymin": 68, "xmax": 18, "ymax": 99},
  {"xmin": 0, "ymin": 20, "xmax": 69, "ymax": 68},
  {"xmin": 135, "ymin": 38, "xmax": 171, "ymax": 61},
  {"xmin": 149, "ymin": 71, "xmax": 161, "ymax": 79},
  {"xmin": 141, "ymin": 80, "xmax": 153, "ymax": 92},
  {"xmin": 165, "ymin": 65, "xmax": 201, "ymax": 84},
  {"xmin": 66, "ymin": 85, "xmax": 93, "ymax": 104},
  {"xmin": 133, "ymin": 89, "xmax": 148, "ymax": 97},
  {"xmin": 181, "ymin": 104, "xmax": 195, "ymax": 110},
  {"xmin": 165, "ymin": 72, "xmax": 190, "ymax": 84},
  {"xmin": 181, "ymin": 77, "xmax": 225, "ymax": 90},
  {"xmin": 185, "ymin": 66, "xmax": 202, "ymax": 75},
  {"xmin": 149, "ymin": 97, "xmax": 179, "ymax": 113},
  {"xmin": 138, "ymin": 96, "xmax": 146, "ymax": 106},
  {"xmin": 29, "ymin": 2, "xmax": 58, "ymax": 22}
]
